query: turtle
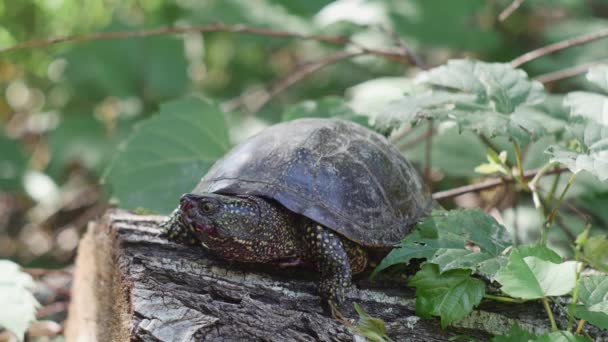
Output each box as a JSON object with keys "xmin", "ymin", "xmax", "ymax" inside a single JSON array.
[{"xmin": 160, "ymin": 118, "xmax": 434, "ymax": 316}]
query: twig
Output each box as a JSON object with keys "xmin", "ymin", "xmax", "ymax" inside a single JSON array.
[
  {"xmin": 511, "ymin": 28, "xmax": 608, "ymax": 67},
  {"xmin": 535, "ymin": 60, "xmax": 608, "ymax": 84},
  {"xmin": 397, "ymin": 126, "xmax": 436, "ymax": 150},
  {"xmin": 432, "ymin": 165, "xmax": 569, "ymax": 200},
  {"xmin": 0, "ymin": 23, "xmax": 413, "ymax": 65},
  {"xmin": 223, "ymin": 51, "xmax": 363, "ymax": 114},
  {"xmin": 498, "ymin": 0, "xmax": 526, "ymax": 22},
  {"xmin": 377, "ymin": 25, "xmax": 426, "ymax": 69},
  {"xmin": 388, "ymin": 125, "xmax": 413, "ymax": 143}
]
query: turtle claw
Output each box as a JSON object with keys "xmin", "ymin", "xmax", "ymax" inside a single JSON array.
[{"xmin": 326, "ymin": 300, "xmax": 353, "ymax": 326}]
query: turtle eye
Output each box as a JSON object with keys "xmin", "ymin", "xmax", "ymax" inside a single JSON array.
[{"xmin": 200, "ymin": 202, "xmax": 215, "ymax": 214}]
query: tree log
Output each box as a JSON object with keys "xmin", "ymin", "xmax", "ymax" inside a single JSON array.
[{"xmin": 64, "ymin": 209, "xmax": 601, "ymax": 341}]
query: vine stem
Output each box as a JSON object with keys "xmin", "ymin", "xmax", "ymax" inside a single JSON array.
[
  {"xmin": 0, "ymin": 23, "xmax": 421, "ymax": 66},
  {"xmin": 432, "ymin": 165, "xmax": 568, "ymax": 200},
  {"xmin": 568, "ymin": 224, "xmax": 590, "ymax": 331},
  {"xmin": 512, "ymin": 142, "xmax": 530, "ymax": 191},
  {"xmin": 483, "ymin": 294, "xmax": 526, "ymax": 303},
  {"xmin": 541, "ymin": 173, "xmax": 577, "ymax": 246},
  {"xmin": 542, "ymin": 297, "xmax": 558, "ymax": 332},
  {"xmin": 576, "ymin": 320, "xmax": 586, "ymax": 334},
  {"xmin": 511, "ymin": 28, "xmax": 608, "ymax": 67}
]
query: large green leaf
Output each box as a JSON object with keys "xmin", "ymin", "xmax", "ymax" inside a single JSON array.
[
  {"xmin": 103, "ymin": 98, "xmax": 230, "ymax": 213},
  {"xmin": 548, "ymin": 67, "xmax": 608, "ymax": 182},
  {"xmin": 374, "ymin": 209, "xmax": 511, "ymax": 278},
  {"xmin": 63, "ymin": 22, "xmax": 189, "ymax": 103},
  {"xmin": 546, "ymin": 123, "xmax": 608, "ymax": 181},
  {"xmin": 582, "ymin": 236, "xmax": 608, "ymax": 272},
  {"xmin": 563, "ymin": 66, "xmax": 608, "ymax": 126},
  {"xmin": 495, "ymin": 249, "xmax": 578, "ymax": 299},
  {"xmin": 408, "ymin": 264, "xmax": 485, "ymax": 328},
  {"xmin": 0, "ymin": 260, "xmax": 40, "ymax": 342},
  {"xmin": 418, "ymin": 60, "xmax": 545, "ymax": 113},
  {"xmin": 46, "ymin": 115, "xmax": 128, "ymax": 178},
  {"xmin": 572, "ymin": 275, "xmax": 608, "ymax": 330},
  {"xmin": 374, "ymin": 59, "xmax": 550, "ymax": 145},
  {"xmin": 490, "ymin": 324, "xmax": 537, "ymax": 342}
]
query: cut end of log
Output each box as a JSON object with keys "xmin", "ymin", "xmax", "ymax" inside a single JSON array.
[{"xmin": 65, "ymin": 209, "xmax": 569, "ymax": 341}]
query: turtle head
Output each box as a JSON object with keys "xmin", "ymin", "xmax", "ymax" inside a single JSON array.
[{"xmin": 173, "ymin": 193, "xmax": 295, "ymax": 262}]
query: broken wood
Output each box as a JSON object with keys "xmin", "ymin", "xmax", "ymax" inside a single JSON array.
[{"xmin": 64, "ymin": 209, "xmax": 598, "ymax": 341}]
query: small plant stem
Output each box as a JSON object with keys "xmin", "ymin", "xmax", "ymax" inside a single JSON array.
[
  {"xmin": 512, "ymin": 142, "xmax": 530, "ymax": 191},
  {"xmin": 542, "ymin": 173, "xmax": 577, "ymax": 245},
  {"xmin": 576, "ymin": 320, "xmax": 586, "ymax": 334},
  {"xmin": 542, "ymin": 297, "xmax": 558, "ymax": 332},
  {"xmin": 483, "ymin": 294, "xmax": 526, "ymax": 303},
  {"xmin": 568, "ymin": 224, "xmax": 590, "ymax": 331},
  {"xmin": 547, "ymin": 171, "xmax": 562, "ymax": 206}
]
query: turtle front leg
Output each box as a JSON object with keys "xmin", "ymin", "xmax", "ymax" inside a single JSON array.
[{"xmin": 302, "ymin": 224, "xmax": 352, "ymax": 318}]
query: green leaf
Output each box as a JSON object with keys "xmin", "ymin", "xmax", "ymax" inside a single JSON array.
[
  {"xmin": 282, "ymin": 96, "xmax": 369, "ymax": 126},
  {"xmin": 46, "ymin": 115, "xmax": 124, "ymax": 178},
  {"xmin": 516, "ymin": 244, "xmax": 562, "ymax": 263},
  {"xmin": 532, "ymin": 331, "xmax": 591, "ymax": 342},
  {"xmin": 586, "ymin": 65, "xmax": 608, "ymax": 92},
  {"xmin": 582, "ymin": 236, "xmax": 608, "ymax": 272},
  {"xmin": 418, "ymin": 59, "xmax": 545, "ymax": 113},
  {"xmin": 562, "ymin": 66, "xmax": 608, "ymax": 126},
  {"xmin": 490, "ymin": 324, "xmax": 537, "ymax": 342},
  {"xmin": 408, "ymin": 264, "xmax": 485, "ymax": 328},
  {"xmin": 374, "ymin": 60, "xmax": 550, "ymax": 145},
  {"xmin": 572, "ymin": 275, "xmax": 608, "ymax": 330},
  {"xmin": 546, "ymin": 122, "xmax": 608, "ymax": 181},
  {"xmin": 0, "ymin": 133, "xmax": 27, "ymax": 192},
  {"xmin": 64, "ymin": 23, "xmax": 189, "ymax": 103},
  {"xmin": 495, "ymin": 249, "xmax": 578, "ymax": 299},
  {"xmin": 353, "ymin": 303, "xmax": 391, "ymax": 342},
  {"xmin": 563, "ymin": 92, "xmax": 608, "ymax": 126},
  {"xmin": 0, "ymin": 260, "xmax": 40, "ymax": 342},
  {"xmin": 103, "ymin": 98, "xmax": 230, "ymax": 213},
  {"xmin": 374, "ymin": 209, "xmax": 511, "ymax": 277}
]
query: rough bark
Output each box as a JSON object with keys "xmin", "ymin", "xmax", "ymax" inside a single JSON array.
[{"xmin": 65, "ymin": 209, "xmax": 599, "ymax": 341}]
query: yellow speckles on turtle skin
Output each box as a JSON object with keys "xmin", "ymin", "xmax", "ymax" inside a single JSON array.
[{"xmin": 161, "ymin": 194, "xmax": 371, "ymax": 311}]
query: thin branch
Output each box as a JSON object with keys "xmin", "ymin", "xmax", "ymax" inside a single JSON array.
[
  {"xmin": 535, "ymin": 59, "xmax": 608, "ymax": 84},
  {"xmin": 397, "ymin": 126, "xmax": 436, "ymax": 150},
  {"xmin": 0, "ymin": 23, "xmax": 413, "ymax": 65},
  {"xmin": 511, "ymin": 28, "xmax": 608, "ymax": 67},
  {"xmin": 377, "ymin": 25, "xmax": 426, "ymax": 69},
  {"xmin": 388, "ymin": 125, "xmax": 413, "ymax": 143},
  {"xmin": 498, "ymin": 0, "xmax": 526, "ymax": 22},
  {"xmin": 223, "ymin": 51, "xmax": 363, "ymax": 114},
  {"xmin": 432, "ymin": 165, "xmax": 569, "ymax": 200}
]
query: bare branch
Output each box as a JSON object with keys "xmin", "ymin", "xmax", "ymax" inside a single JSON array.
[
  {"xmin": 377, "ymin": 25, "xmax": 426, "ymax": 69},
  {"xmin": 223, "ymin": 51, "xmax": 363, "ymax": 113},
  {"xmin": 511, "ymin": 28, "xmax": 608, "ymax": 67},
  {"xmin": 0, "ymin": 23, "xmax": 414, "ymax": 66},
  {"xmin": 498, "ymin": 0, "xmax": 526, "ymax": 22},
  {"xmin": 396, "ymin": 126, "xmax": 436, "ymax": 150},
  {"xmin": 535, "ymin": 59, "xmax": 608, "ymax": 84},
  {"xmin": 432, "ymin": 165, "xmax": 569, "ymax": 200}
]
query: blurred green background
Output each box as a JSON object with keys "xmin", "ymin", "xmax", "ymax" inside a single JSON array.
[{"xmin": 1, "ymin": 0, "xmax": 608, "ymax": 271}]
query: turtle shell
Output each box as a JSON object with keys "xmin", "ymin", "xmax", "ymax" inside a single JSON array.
[{"xmin": 193, "ymin": 118, "xmax": 433, "ymax": 247}]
